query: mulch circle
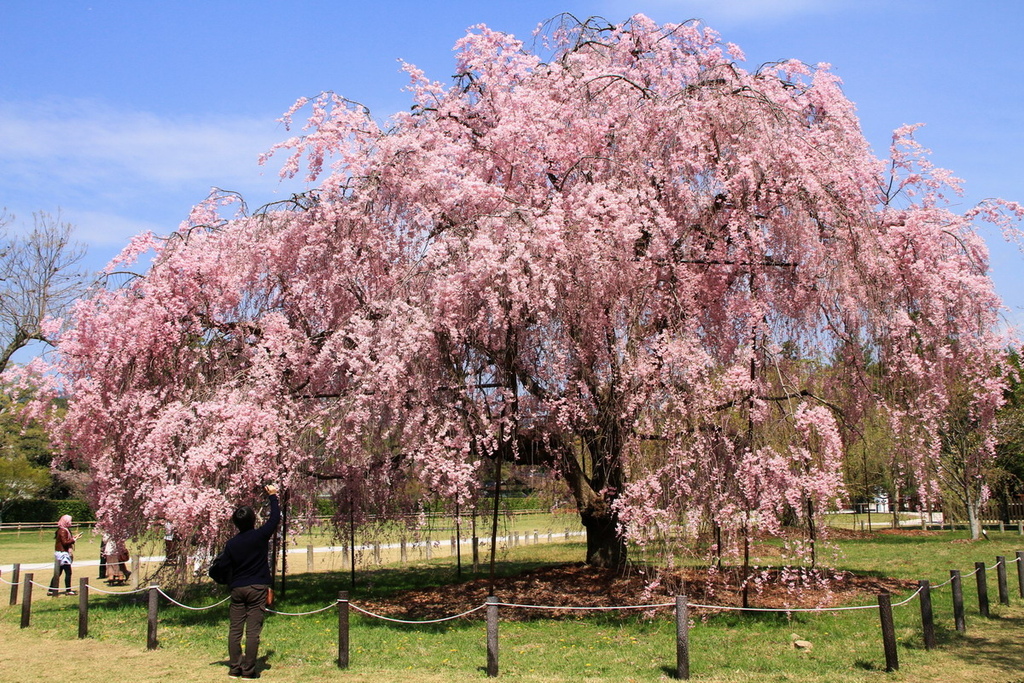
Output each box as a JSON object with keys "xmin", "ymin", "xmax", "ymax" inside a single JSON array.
[{"xmin": 356, "ymin": 562, "xmax": 916, "ymax": 621}]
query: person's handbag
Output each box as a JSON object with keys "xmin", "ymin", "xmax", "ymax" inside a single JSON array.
[{"xmin": 208, "ymin": 550, "xmax": 233, "ymax": 585}]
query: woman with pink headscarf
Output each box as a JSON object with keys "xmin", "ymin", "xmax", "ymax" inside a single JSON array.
[{"xmin": 48, "ymin": 514, "xmax": 81, "ymax": 596}]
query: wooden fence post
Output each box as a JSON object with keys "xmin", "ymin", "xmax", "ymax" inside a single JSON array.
[
  {"xmin": 975, "ymin": 562, "xmax": 990, "ymax": 617},
  {"xmin": 950, "ymin": 570, "xmax": 966, "ymax": 633},
  {"xmin": 918, "ymin": 580, "xmax": 935, "ymax": 650},
  {"xmin": 996, "ymin": 556, "xmax": 1009, "ymax": 606},
  {"xmin": 450, "ymin": 536, "xmax": 456, "ymax": 557},
  {"xmin": 307, "ymin": 545, "xmax": 314, "ymax": 573},
  {"xmin": 131, "ymin": 555, "xmax": 140, "ymax": 590},
  {"xmin": 337, "ymin": 591, "xmax": 349, "ymax": 669},
  {"xmin": 147, "ymin": 585, "xmax": 159, "ymax": 650},
  {"xmin": 675, "ymin": 594, "xmax": 690, "ymax": 680},
  {"xmin": 486, "ymin": 595, "xmax": 499, "ymax": 678},
  {"xmin": 1016, "ymin": 551, "xmax": 1024, "ymax": 599},
  {"xmin": 8, "ymin": 565, "xmax": 19, "ymax": 606},
  {"xmin": 78, "ymin": 577, "xmax": 89, "ymax": 639},
  {"xmin": 20, "ymin": 572, "xmax": 33, "ymax": 628},
  {"xmin": 400, "ymin": 537, "xmax": 407, "ymax": 564},
  {"xmin": 472, "ymin": 537, "xmax": 479, "ymax": 571},
  {"xmin": 878, "ymin": 592, "xmax": 898, "ymax": 672}
]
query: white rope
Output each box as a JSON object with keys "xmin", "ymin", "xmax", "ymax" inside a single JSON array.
[
  {"xmin": 266, "ymin": 602, "xmax": 339, "ymax": 616},
  {"xmin": 86, "ymin": 584, "xmax": 150, "ymax": 595},
  {"xmin": 931, "ymin": 576, "xmax": 955, "ymax": 589},
  {"xmin": 156, "ymin": 588, "xmax": 230, "ymax": 611},
  {"xmin": 986, "ymin": 561, "xmax": 1001, "ymax": 571},
  {"xmin": 684, "ymin": 601, "xmax": 878, "ymax": 613},
  {"xmin": 962, "ymin": 566, "xmax": 981, "ymax": 578},
  {"xmin": 892, "ymin": 586, "xmax": 924, "ymax": 607},
  {"xmin": 496, "ymin": 601, "xmax": 674, "ymax": 611},
  {"xmin": 0, "ymin": 576, "xmax": 19, "ymax": 586},
  {"xmin": 350, "ymin": 602, "xmax": 486, "ymax": 624}
]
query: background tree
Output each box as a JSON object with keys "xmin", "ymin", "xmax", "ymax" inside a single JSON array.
[
  {"xmin": 0, "ymin": 209, "xmax": 89, "ymax": 370},
  {"xmin": 42, "ymin": 16, "xmax": 1017, "ymax": 569}
]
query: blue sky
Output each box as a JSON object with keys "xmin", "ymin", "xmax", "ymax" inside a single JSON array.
[{"xmin": 2, "ymin": 0, "xmax": 1023, "ymax": 335}]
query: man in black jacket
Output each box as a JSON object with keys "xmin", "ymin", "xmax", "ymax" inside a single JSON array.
[{"xmin": 225, "ymin": 484, "xmax": 280, "ymax": 679}]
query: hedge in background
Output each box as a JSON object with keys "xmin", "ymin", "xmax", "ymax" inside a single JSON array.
[{"xmin": 3, "ymin": 499, "xmax": 94, "ymax": 523}]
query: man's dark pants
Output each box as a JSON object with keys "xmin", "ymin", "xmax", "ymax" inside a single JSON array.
[{"xmin": 228, "ymin": 584, "xmax": 268, "ymax": 677}]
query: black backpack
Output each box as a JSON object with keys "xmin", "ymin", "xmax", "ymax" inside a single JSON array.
[{"xmin": 208, "ymin": 549, "xmax": 233, "ymax": 585}]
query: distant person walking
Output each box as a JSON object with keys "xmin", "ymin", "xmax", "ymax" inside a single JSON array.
[
  {"xmin": 48, "ymin": 514, "xmax": 81, "ymax": 596},
  {"xmin": 222, "ymin": 484, "xmax": 280, "ymax": 679}
]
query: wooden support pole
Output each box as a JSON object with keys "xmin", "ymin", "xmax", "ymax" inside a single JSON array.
[
  {"xmin": 400, "ymin": 537, "xmax": 407, "ymax": 564},
  {"xmin": 337, "ymin": 591, "xmax": 349, "ymax": 669},
  {"xmin": 20, "ymin": 572, "xmax": 33, "ymax": 628},
  {"xmin": 78, "ymin": 577, "xmax": 89, "ymax": 639},
  {"xmin": 472, "ymin": 537, "xmax": 479, "ymax": 572},
  {"xmin": 147, "ymin": 585, "xmax": 159, "ymax": 650},
  {"xmin": 8, "ymin": 565, "xmax": 19, "ymax": 606},
  {"xmin": 486, "ymin": 595, "xmax": 499, "ymax": 678},
  {"xmin": 918, "ymin": 580, "xmax": 935, "ymax": 650},
  {"xmin": 307, "ymin": 545, "xmax": 314, "ymax": 573},
  {"xmin": 675, "ymin": 595, "xmax": 690, "ymax": 680},
  {"xmin": 878, "ymin": 592, "xmax": 898, "ymax": 672},
  {"xmin": 450, "ymin": 536, "xmax": 456, "ymax": 557},
  {"xmin": 950, "ymin": 570, "xmax": 966, "ymax": 633},
  {"xmin": 131, "ymin": 555, "xmax": 140, "ymax": 590},
  {"xmin": 975, "ymin": 562, "xmax": 990, "ymax": 618},
  {"xmin": 996, "ymin": 556, "xmax": 1009, "ymax": 606},
  {"xmin": 1016, "ymin": 551, "xmax": 1024, "ymax": 599}
]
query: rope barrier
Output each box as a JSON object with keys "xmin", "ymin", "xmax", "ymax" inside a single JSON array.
[
  {"xmin": 86, "ymin": 583, "xmax": 150, "ymax": 595},
  {"xmin": 266, "ymin": 601, "xmax": 340, "ymax": 617},
  {"xmin": 986, "ymin": 561, "xmax": 1001, "ymax": 571},
  {"xmin": 495, "ymin": 601, "xmax": 674, "ymax": 611},
  {"xmin": 350, "ymin": 602, "xmax": 486, "ymax": 624},
  {"xmin": 156, "ymin": 588, "xmax": 230, "ymax": 610},
  {"xmin": 0, "ymin": 576, "xmax": 19, "ymax": 586}
]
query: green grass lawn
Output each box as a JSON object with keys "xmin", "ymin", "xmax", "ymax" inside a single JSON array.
[{"xmin": 2, "ymin": 530, "xmax": 1022, "ymax": 682}]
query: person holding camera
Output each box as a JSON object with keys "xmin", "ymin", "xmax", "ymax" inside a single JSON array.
[
  {"xmin": 48, "ymin": 514, "xmax": 82, "ymax": 596},
  {"xmin": 223, "ymin": 484, "xmax": 280, "ymax": 679}
]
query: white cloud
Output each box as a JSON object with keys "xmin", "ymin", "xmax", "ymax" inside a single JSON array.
[{"xmin": 0, "ymin": 99, "xmax": 293, "ymax": 191}]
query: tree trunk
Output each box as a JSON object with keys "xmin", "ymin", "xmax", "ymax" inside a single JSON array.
[
  {"xmin": 580, "ymin": 500, "xmax": 626, "ymax": 568},
  {"xmin": 966, "ymin": 494, "xmax": 983, "ymax": 540}
]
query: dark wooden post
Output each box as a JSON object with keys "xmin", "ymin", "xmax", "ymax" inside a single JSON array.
[
  {"xmin": 975, "ymin": 562, "xmax": 990, "ymax": 617},
  {"xmin": 675, "ymin": 595, "xmax": 690, "ymax": 680},
  {"xmin": 20, "ymin": 572, "xmax": 33, "ymax": 628},
  {"xmin": 918, "ymin": 580, "xmax": 935, "ymax": 650},
  {"xmin": 995, "ymin": 556, "xmax": 1009, "ymax": 606},
  {"xmin": 486, "ymin": 595, "xmax": 499, "ymax": 677},
  {"xmin": 147, "ymin": 585, "xmax": 159, "ymax": 650},
  {"xmin": 878, "ymin": 592, "xmax": 898, "ymax": 672},
  {"xmin": 950, "ymin": 570, "xmax": 966, "ymax": 633},
  {"xmin": 1016, "ymin": 551, "xmax": 1024, "ymax": 599},
  {"xmin": 78, "ymin": 577, "xmax": 89, "ymax": 639},
  {"xmin": 337, "ymin": 591, "xmax": 349, "ymax": 669},
  {"xmin": 472, "ymin": 537, "xmax": 479, "ymax": 572},
  {"xmin": 8, "ymin": 565, "xmax": 19, "ymax": 606}
]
